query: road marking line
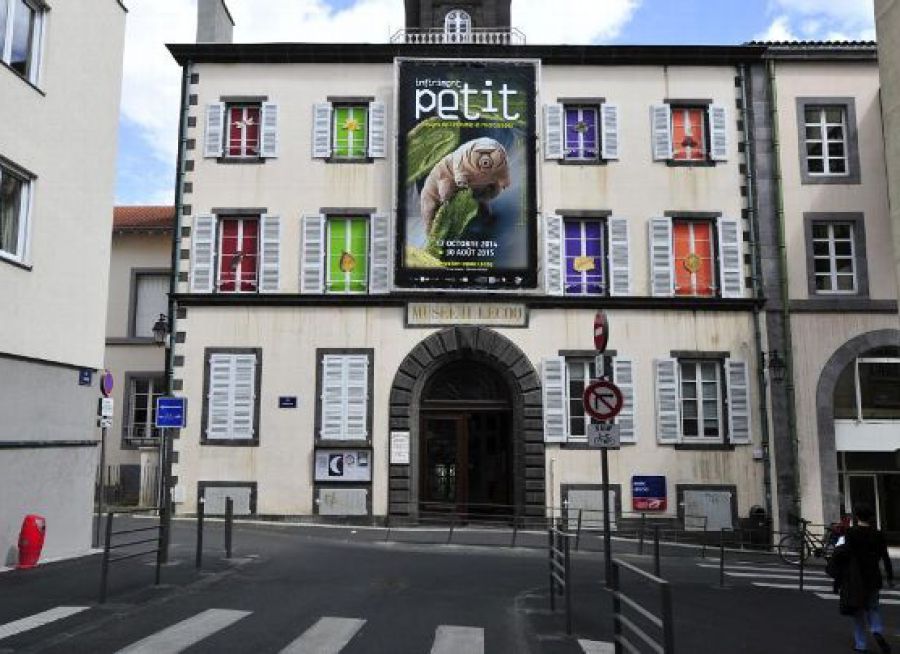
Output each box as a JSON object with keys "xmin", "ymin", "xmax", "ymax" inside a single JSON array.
[
  {"xmin": 812, "ymin": 593, "xmax": 900, "ymax": 605},
  {"xmin": 279, "ymin": 617, "xmax": 366, "ymax": 654},
  {"xmin": 753, "ymin": 582, "xmax": 834, "ymax": 592},
  {"xmin": 0, "ymin": 607, "xmax": 89, "ymax": 642},
  {"xmin": 115, "ymin": 609, "xmax": 250, "ymax": 654},
  {"xmin": 696, "ymin": 563, "xmax": 828, "ymax": 577},
  {"xmin": 579, "ymin": 638, "xmax": 615, "ymax": 653},
  {"xmin": 724, "ymin": 572, "xmax": 829, "ymax": 580},
  {"xmin": 430, "ymin": 625, "xmax": 484, "ymax": 654}
]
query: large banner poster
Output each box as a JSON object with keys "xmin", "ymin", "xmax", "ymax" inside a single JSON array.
[{"xmin": 396, "ymin": 59, "xmax": 538, "ymax": 290}]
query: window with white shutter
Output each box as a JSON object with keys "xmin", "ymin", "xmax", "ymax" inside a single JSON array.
[
  {"xmin": 190, "ymin": 215, "xmax": 217, "ymax": 293},
  {"xmin": 613, "ymin": 358, "xmax": 636, "ymax": 443},
  {"xmin": 601, "ymin": 103, "xmax": 620, "ymax": 160},
  {"xmin": 312, "ymin": 103, "xmax": 333, "ymax": 159},
  {"xmin": 368, "ymin": 101, "xmax": 387, "ymax": 159},
  {"xmin": 318, "ymin": 352, "xmax": 372, "ymax": 442},
  {"xmin": 258, "ymin": 214, "xmax": 281, "ymax": 293},
  {"xmin": 717, "ymin": 217, "xmax": 744, "ymax": 298},
  {"xmin": 708, "ymin": 105, "xmax": 728, "ymax": 161},
  {"xmin": 649, "ymin": 217, "xmax": 674, "ymax": 297},
  {"xmin": 132, "ymin": 272, "xmax": 169, "ymax": 337},
  {"xmin": 650, "ymin": 104, "xmax": 673, "ymax": 161},
  {"xmin": 541, "ymin": 357, "xmax": 567, "ymax": 443},
  {"xmin": 204, "ymin": 103, "xmax": 225, "ymax": 158},
  {"xmin": 652, "ymin": 103, "xmax": 727, "ymax": 164},
  {"xmin": 726, "ymin": 359, "xmax": 751, "ymax": 445},
  {"xmin": 654, "ymin": 358, "xmax": 680, "ymax": 444},
  {"xmin": 543, "ymin": 214, "xmax": 564, "ymax": 296},
  {"xmin": 369, "ymin": 213, "xmax": 391, "ymax": 294},
  {"xmin": 260, "ymin": 102, "xmax": 279, "ymax": 158},
  {"xmin": 544, "ymin": 104, "xmax": 564, "ymax": 160},
  {"xmin": 607, "ymin": 217, "xmax": 631, "ymax": 297},
  {"xmin": 300, "ymin": 214, "xmax": 326, "ymax": 294},
  {"xmin": 203, "ymin": 350, "xmax": 260, "ymax": 444}
]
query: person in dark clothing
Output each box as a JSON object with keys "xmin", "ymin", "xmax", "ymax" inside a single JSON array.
[{"xmin": 832, "ymin": 504, "xmax": 894, "ymax": 653}]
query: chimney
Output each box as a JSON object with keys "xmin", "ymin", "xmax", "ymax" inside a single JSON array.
[{"xmin": 196, "ymin": 0, "xmax": 234, "ymax": 44}]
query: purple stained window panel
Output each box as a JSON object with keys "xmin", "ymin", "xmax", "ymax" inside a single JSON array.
[
  {"xmin": 564, "ymin": 219, "xmax": 605, "ymax": 295},
  {"xmin": 564, "ymin": 107, "xmax": 599, "ymax": 160}
]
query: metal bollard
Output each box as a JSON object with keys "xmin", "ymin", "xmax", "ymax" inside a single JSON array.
[
  {"xmin": 99, "ymin": 512, "xmax": 114, "ymax": 604},
  {"xmin": 654, "ymin": 525, "xmax": 661, "ymax": 578},
  {"xmin": 719, "ymin": 528, "xmax": 726, "ymax": 588},
  {"xmin": 639, "ymin": 513, "xmax": 646, "ymax": 555},
  {"xmin": 564, "ymin": 531, "xmax": 573, "ymax": 635},
  {"xmin": 548, "ymin": 528, "xmax": 556, "ymax": 612},
  {"xmin": 511, "ymin": 505, "xmax": 519, "ymax": 548},
  {"xmin": 195, "ymin": 499, "xmax": 205, "ymax": 569},
  {"xmin": 575, "ymin": 508, "xmax": 583, "ymax": 551},
  {"xmin": 798, "ymin": 521, "xmax": 806, "ymax": 591},
  {"xmin": 224, "ymin": 497, "xmax": 233, "ymax": 559}
]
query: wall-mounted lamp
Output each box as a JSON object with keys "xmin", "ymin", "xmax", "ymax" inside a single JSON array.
[
  {"xmin": 152, "ymin": 313, "xmax": 169, "ymax": 347},
  {"xmin": 764, "ymin": 349, "xmax": 787, "ymax": 383}
]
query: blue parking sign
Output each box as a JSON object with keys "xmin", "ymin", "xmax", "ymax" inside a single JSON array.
[{"xmin": 155, "ymin": 396, "xmax": 187, "ymax": 429}]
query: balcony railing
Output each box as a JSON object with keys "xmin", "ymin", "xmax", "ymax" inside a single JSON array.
[{"xmin": 391, "ymin": 28, "xmax": 526, "ymax": 46}]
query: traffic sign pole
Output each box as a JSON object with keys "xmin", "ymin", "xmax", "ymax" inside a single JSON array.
[{"xmin": 601, "ymin": 444, "xmax": 612, "ymax": 587}]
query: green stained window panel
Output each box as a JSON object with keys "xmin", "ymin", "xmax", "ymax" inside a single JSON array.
[
  {"xmin": 332, "ymin": 105, "xmax": 368, "ymax": 159},
  {"xmin": 326, "ymin": 217, "xmax": 369, "ymax": 293}
]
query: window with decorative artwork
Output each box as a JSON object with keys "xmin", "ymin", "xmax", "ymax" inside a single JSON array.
[
  {"xmin": 671, "ymin": 107, "xmax": 707, "ymax": 161},
  {"xmin": 217, "ymin": 217, "xmax": 259, "ymax": 293},
  {"xmin": 650, "ymin": 103, "xmax": 728, "ymax": 164},
  {"xmin": 544, "ymin": 102, "xmax": 619, "ymax": 162},
  {"xmin": 326, "ymin": 217, "xmax": 369, "ymax": 293},
  {"xmin": 204, "ymin": 101, "xmax": 278, "ymax": 160},
  {"xmin": 332, "ymin": 105, "xmax": 369, "ymax": 160},
  {"xmin": 312, "ymin": 101, "xmax": 386, "ymax": 161},
  {"xmin": 672, "ymin": 220, "xmax": 716, "ymax": 297},
  {"xmin": 564, "ymin": 106, "xmax": 600, "ymax": 161},
  {"xmin": 563, "ymin": 219, "xmax": 606, "ymax": 295},
  {"xmin": 225, "ymin": 104, "xmax": 261, "ymax": 158}
]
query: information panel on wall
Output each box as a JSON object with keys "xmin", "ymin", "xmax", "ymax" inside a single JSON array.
[
  {"xmin": 395, "ymin": 58, "xmax": 538, "ymax": 290},
  {"xmin": 314, "ymin": 450, "xmax": 372, "ymax": 483}
]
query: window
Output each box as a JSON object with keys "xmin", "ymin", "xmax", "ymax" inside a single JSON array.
[
  {"xmin": 672, "ymin": 220, "xmax": 715, "ymax": 297},
  {"xmin": 0, "ymin": 161, "xmax": 29, "ymax": 261},
  {"xmin": 217, "ymin": 217, "xmax": 259, "ymax": 293},
  {"xmin": 671, "ymin": 107, "xmax": 707, "ymax": 161},
  {"xmin": 679, "ymin": 360, "xmax": 723, "ymax": 440},
  {"xmin": 444, "ymin": 9, "xmax": 472, "ymax": 43},
  {"xmin": 125, "ymin": 376, "xmax": 164, "ymax": 445},
  {"xmin": 202, "ymin": 350, "xmax": 260, "ymax": 444},
  {"xmin": 563, "ymin": 219, "xmax": 606, "ymax": 295},
  {"xmin": 566, "ymin": 357, "xmax": 609, "ymax": 440},
  {"xmin": 326, "ymin": 217, "xmax": 369, "ymax": 293},
  {"xmin": 132, "ymin": 272, "xmax": 169, "ymax": 338},
  {"xmin": 803, "ymin": 106, "xmax": 847, "ymax": 176},
  {"xmin": 332, "ymin": 105, "xmax": 369, "ymax": 160},
  {"xmin": 811, "ymin": 222, "xmax": 856, "ymax": 293},
  {"xmin": 317, "ymin": 351, "xmax": 372, "ymax": 442},
  {"xmin": 564, "ymin": 106, "xmax": 600, "ymax": 161},
  {"xmin": 0, "ymin": 0, "xmax": 43, "ymax": 84},
  {"xmin": 833, "ymin": 347, "xmax": 900, "ymax": 421},
  {"xmin": 226, "ymin": 104, "xmax": 260, "ymax": 158}
]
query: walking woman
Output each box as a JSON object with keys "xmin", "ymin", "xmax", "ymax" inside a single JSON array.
[{"xmin": 829, "ymin": 504, "xmax": 894, "ymax": 653}]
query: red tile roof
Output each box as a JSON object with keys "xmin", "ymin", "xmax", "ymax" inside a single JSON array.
[{"xmin": 113, "ymin": 206, "xmax": 175, "ymax": 232}]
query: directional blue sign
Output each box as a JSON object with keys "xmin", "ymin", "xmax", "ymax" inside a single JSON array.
[{"xmin": 155, "ymin": 396, "xmax": 187, "ymax": 429}]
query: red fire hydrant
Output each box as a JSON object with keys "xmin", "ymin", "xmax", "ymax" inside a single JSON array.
[{"xmin": 17, "ymin": 515, "xmax": 46, "ymax": 569}]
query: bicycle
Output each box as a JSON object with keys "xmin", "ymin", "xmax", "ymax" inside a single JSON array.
[{"xmin": 777, "ymin": 518, "xmax": 843, "ymax": 566}]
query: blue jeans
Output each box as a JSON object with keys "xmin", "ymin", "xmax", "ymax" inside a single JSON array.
[{"xmin": 853, "ymin": 592, "xmax": 884, "ymax": 650}]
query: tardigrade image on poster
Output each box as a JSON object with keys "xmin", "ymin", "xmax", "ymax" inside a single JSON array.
[{"xmin": 396, "ymin": 59, "xmax": 538, "ymax": 290}]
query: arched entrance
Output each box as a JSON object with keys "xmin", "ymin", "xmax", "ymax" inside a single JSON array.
[
  {"xmin": 388, "ymin": 326, "xmax": 544, "ymax": 519},
  {"xmin": 815, "ymin": 329, "xmax": 900, "ymax": 529},
  {"xmin": 420, "ymin": 359, "xmax": 513, "ymax": 512}
]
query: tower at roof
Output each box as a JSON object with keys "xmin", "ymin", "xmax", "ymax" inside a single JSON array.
[{"xmin": 396, "ymin": 0, "xmax": 523, "ymax": 45}]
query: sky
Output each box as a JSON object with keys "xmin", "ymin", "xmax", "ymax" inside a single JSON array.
[{"xmin": 115, "ymin": 0, "xmax": 877, "ymax": 205}]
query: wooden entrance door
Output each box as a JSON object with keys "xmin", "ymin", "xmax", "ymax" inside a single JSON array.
[{"xmin": 420, "ymin": 414, "xmax": 468, "ymax": 511}]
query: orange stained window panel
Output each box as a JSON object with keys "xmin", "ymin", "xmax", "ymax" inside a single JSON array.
[
  {"xmin": 673, "ymin": 220, "xmax": 715, "ymax": 297},
  {"xmin": 672, "ymin": 108, "xmax": 707, "ymax": 161}
]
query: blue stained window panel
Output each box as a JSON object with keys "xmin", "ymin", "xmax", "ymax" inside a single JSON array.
[
  {"xmin": 564, "ymin": 107, "xmax": 599, "ymax": 160},
  {"xmin": 564, "ymin": 219, "xmax": 606, "ymax": 295}
]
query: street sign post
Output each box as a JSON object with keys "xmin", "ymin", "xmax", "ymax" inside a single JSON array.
[
  {"xmin": 582, "ymin": 380, "xmax": 624, "ymax": 422},
  {"xmin": 155, "ymin": 397, "xmax": 186, "ymax": 563},
  {"xmin": 155, "ymin": 397, "xmax": 187, "ymax": 429},
  {"xmin": 94, "ymin": 372, "xmax": 114, "ymax": 547},
  {"xmin": 587, "ymin": 423, "xmax": 621, "ymax": 449}
]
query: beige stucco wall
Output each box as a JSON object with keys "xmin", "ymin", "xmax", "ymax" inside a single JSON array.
[
  {"xmin": 0, "ymin": 3, "xmax": 126, "ymax": 368},
  {"xmin": 173, "ymin": 307, "xmax": 765, "ymax": 517}
]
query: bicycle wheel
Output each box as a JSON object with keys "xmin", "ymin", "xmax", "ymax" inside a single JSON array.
[{"xmin": 778, "ymin": 533, "xmax": 806, "ymax": 566}]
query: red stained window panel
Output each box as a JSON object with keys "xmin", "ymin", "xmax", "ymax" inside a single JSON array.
[
  {"xmin": 227, "ymin": 105, "xmax": 261, "ymax": 158},
  {"xmin": 672, "ymin": 108, "xmax": 707, "ymax": 161},
  {"xmin": 218, "ymin": 218, "xmax": 259, "ymax": 293},
  {"xmin": 673, "ymin": 221, "xmax": 715, "ymax": 297}
]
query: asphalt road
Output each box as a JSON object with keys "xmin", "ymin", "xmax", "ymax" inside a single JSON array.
[{"xmin": 1, "ymin": 519, "xmax": 898, "ymax": 653}]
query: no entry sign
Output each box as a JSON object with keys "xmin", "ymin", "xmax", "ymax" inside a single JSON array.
[
  {"xmin": 593, "ymin": 311, "xmax": 609, "ymax": 353},
  {"xmin": 583, "ymin": 380, "xmax": 624, "ymax": 421}
]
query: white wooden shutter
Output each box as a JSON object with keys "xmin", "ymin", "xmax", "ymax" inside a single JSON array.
[
  {"xmin": 541, "ymin": 357, "xmax": 567, "ymax": 443},
  {"xmin": 231, "ymin": 354, "xmax": 257, "ymax": 439},
  {"xmin": 190, "ymin": 214, "xmax": 216, "ymax": 293},
  {"xmin": 260, "ymin": 102, "xmax": 279, "ymax": 158},
  {"xmin": 206, "ymin": 354, "xmax": 232, "ymax": 439},
  {"xmin": 613, "ymin": 357, "xmax": 635, "ymax": 443},
  {"xmin": 655, "ymin": 358, "xmax": 681, "ymax": 444},
  {"xmin": 544, "ymin": 103, "xmax": 564, "ymax": 160},
  {"xmin": 369, "ymin": 213, "xmax": 391, "ymax": 294},
  {"xmin": 649, "ymin": 217, "xmax": 674, "ymax": 297},
  {"xmin": 204, "ymin": 103, "xmax": 225, "ymax": 158},
  {"xmin": 368, "ymin": 101, "xmax": 387, "ymax": 159},
  {"xmin": 709, "ymin": 104, "xmax": 728, "ymax": 162},
  {"xmin": 650, "ymin": 104, "xmax": 673, "ymax": 161},
  {"xmin": 344, "ymin": 355, "xmax": 370, "ymax": 440},
  {"xmin": 601, "ymin": 103, "xmax": 620, "ymax": 160},
  {"xmin": 312, "ymin": 103, "xmax": 333, "ymax": 158},
  {"xmin": 543, "ymin": 214, "xmax": 564, "ymax": 296},
  {"xmin": 300, "ymin": 214, "xmax": 326, "ymax": 294},
  {"xmin": 259, "ymin": 214, "xmax": 281, "ymax": 293},
  {"xmin": 717, "ymin": 216, "xmax": 744, "ymax": 298},
  {"xmin": 607, "ymin": 216, "xmax": 631, "ymax": 297},
  {"xmin": 320, "ymin": 355, "xmax": 346, "ymax": 440},
  {"xmin": 726, "ymin": 359, "xmax": 751, "ymax": 445}
]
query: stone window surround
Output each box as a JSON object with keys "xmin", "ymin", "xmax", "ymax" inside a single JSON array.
[
  {"xmin": 795, "ymin": 97, "xmax": 861, "ymax": 185},
  {"xmin": 200, "ymin": 347, "xmax": 263, "ymax": 446},
  {"xmin": 314, "ymin": 348, "xmax": 375, "ymax": 447},
  {"xmin": 803, "ymin": 212, "xmax": 869, "ymax": 299}
]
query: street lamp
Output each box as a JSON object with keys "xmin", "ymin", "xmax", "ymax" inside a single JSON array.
[
  {"xmin": 765, "ymin": 349, "xmax": 787, "ymax": 383},
  {"xmin": 152, "ymin": 313, "xmax": 169, "ymax": 347}
]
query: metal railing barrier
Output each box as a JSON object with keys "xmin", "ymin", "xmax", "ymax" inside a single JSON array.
[
  {"xmin": 548, "ymin": 524, "xmax": 574, "ymax": 635},
  {"xmin": 610, "ymin": 558, "xmax": 675, "ymax": 654},
  {"xmin": 98, "ymin": 507, "xmax": 163, "ymax": 603}
]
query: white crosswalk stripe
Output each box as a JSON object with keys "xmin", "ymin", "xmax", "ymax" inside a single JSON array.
[
  {"xmin": 279, "ymin": 617, "xmax": 366, "ymax": 654},
  {"xmin": 430, "ymin": 625, "xmax": 484, "ymax": 654},
  {"xmin": 579, "ymin": 638, "xmax": 615, "ymax": 653},
  {"xmin": 0, "ymin": 606, "xmax": 89, "ymax": 642},
  {"xmin": 115, "ymin": 608, "xmax": 250, "ymax": 654}
]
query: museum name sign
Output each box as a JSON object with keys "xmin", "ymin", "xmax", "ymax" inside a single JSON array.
[{"xmin": 406, "ymin": 302, "xmax": 528, "ymax": 327}]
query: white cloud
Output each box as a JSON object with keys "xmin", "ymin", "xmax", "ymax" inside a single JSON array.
[
  {"xmin": 756, "ymin": 15, "xmax": 797, "ymax": 41},
  {"xmin": 756, "ymin": 0, "xmax": 875, "ymax": 42},
  {"xmin": 513, "ymin": 0, "xmax": 640, "ymax": 45}
]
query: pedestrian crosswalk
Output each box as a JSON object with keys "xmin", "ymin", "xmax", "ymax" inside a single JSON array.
[
  {"xmin": 697, "ymin": 560, "xmax": 900, "ymax": 605},
  {"xmin": 0, "ymin": 606, "xmax": 89, "ymax": 641}
]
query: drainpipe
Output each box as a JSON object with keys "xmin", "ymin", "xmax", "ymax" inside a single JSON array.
[
  {"xmin": 739, "ymin": 63, "xmax": 773, "ymax": 523},
  {"xmin": 160, "ymin": 59, "xmax": 191, "ymax": 560},
  {"xmin": 767, "ymin": 59, "xmax": 802, "ymax": 524}
]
